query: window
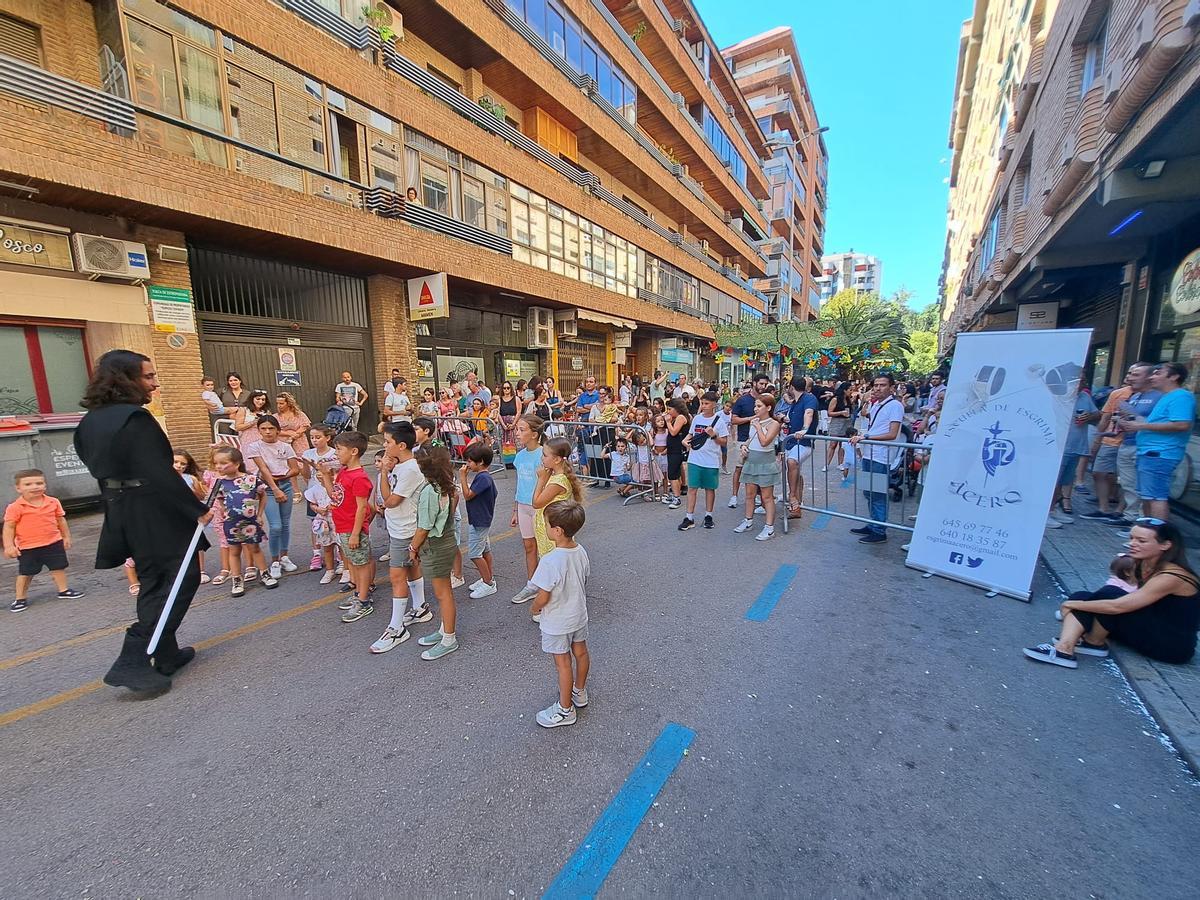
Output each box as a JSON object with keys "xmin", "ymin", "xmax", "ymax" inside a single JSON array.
[
  {"xmin": 0, "ymin": 13, "xmax": 43, "ymax": 67},
  {"xmin": 566, "ymin": 25, "xmax": 581, "ymax": 71},
  {"xmin": 546, "ymin": 5, "xmax": 565, "ymax": 56},
  {"xmin": 582, "ymin": 42, "xmax": 597, "ymax": 81},
  {"xmin": 126, "ymin": 18, "xmax": 182, "ymax": 116},
  {"xmin": 178, "ymin": 44, "xmax": 222, "ymax": 129},
  {"xmin": 1081, "ymin": 15, "xmax": 1108, "ymax": 95},
  {"xmin": 527, "ymin": 0, "xmax": 546, "ymax": 38},
  {"xmin": 462, "ymin": 175, "xmax": 486, "ymax": 228},
  {"xmin": 0, "ymin": 324, "xmax": 88, "ymax": 417},
  {"xmin": 979, "ymin": 209, "xmax": 1000, "ymax": 271},
  {"xmin": 421, "ymin": 159, "xmax": 449, "ymax": 212},
  {"xmin": 330, "ymin": 111, "xmax": 363, "ymax": 182}
]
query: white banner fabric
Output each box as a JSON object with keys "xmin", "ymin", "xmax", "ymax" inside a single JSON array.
[{"xmin": 905, "ymin": 329, "xmax": 1093, "ymax": 600}]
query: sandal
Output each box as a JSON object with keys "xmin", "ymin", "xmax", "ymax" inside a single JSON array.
[
  {"xmin": 128, "ymin": 583, "xmax": 140, "ymax": 595},
  {"xmin": 211, "ymin": 570, "xmax": 230, "ymax": 586},
  {"xmin": 787, "ymin": 505, "xmax": 804, "ymax": 520},
  {"xmin": 1060, "ymin": 499, "xmax": 1073, "ymax": 514},
  {"xmin": 200, "ymin": 573, "xmax": 211, "ymax": 584}
]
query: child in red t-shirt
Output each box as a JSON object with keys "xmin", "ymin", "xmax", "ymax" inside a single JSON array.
[
  {"xmin": 318, "ymin": 432, "xmax": 375, "ymax": 623},
  {"xmin": 4, "ymin": 468, "xmax": 86, "ymax": 612}
]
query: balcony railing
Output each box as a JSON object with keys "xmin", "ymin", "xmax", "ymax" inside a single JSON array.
[{"xmin": 0, "ymin": 52, "xmax": 134, "ymax": 130}]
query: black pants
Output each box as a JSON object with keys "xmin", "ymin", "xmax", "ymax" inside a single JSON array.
[
  {"xmin": 1067, "ymin": 586, "xmax": 1196, "ymax": 664},
  {"xmin": 106, "ymin": 487, "xmax": 203, "ymax": 642}
]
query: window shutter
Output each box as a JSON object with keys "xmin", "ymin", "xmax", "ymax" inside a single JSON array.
[{"xmin": 0, "ymin": 14, "xmax": 42, "ymax": 66}]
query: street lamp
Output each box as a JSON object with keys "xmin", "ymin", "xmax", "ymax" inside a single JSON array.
[{"xmin": 763, "ymin": 125, "xmax": 829, "ymax": 150}]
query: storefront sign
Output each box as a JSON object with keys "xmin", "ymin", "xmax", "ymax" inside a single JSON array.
[
  {"xmin": 1168, "ymin": 247, "xmax": 1200, "ymax": 317},
  {"xmin": 0, "ymin": 223, "xmax": 73, "ymax": 271},
  {"xmin": 277, "ymin": 348, "xmax": 298, "ymax": 372},
  {"xmin": 276, "ymin": 370, "xmax": 301, "ymax": 387},
  {"xmin": 613, "ymin": 331, "xmax": 632, "ymax": 348},
  {"xmin": 1016, "ymin": 301, "xmax": 1059, "ymax": 330},
  {"xmin": 660, "ymin": 348, "xmax": 695, "ymax": 364},
  {"xmin": 571, "ymin": 356, "xmax": 584, "ymax": 371},
  {"xmin": 905, "ymin": 328, "xmax": 1093, "ymax": 600},
  {"xmin": 147, "ymin": 285, "xmax": 196, "ymax": 333},
  {"xmin": 408, "ymin": 272, "xmax": 449, "ymax": 321}
]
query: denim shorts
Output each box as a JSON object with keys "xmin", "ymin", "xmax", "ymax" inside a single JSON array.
[
  {"xmin": 1058, "ymin": 453, "xmax": 1083, "ymax": 487},
  {"xmin": 1136, "ymin": 454, "xmax": 1181, "ymax": 501},
  {"xmin": 467, "ymin": 525, "xmax": 490, "ymax": 559}
]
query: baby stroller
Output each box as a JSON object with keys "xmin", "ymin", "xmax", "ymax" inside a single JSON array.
[{"xmin": 322, "ymin": 403, "xmax": 354, "ymax": 437}]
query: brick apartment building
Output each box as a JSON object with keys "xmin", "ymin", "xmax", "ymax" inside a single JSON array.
[
  {"xmin": 724, "ymin": 27, "xmax": 828, "ymax": 322},
  {"xmin": 0, "ymin": 0, "xmax": 794, "ymax": 463},
  {"xmin": 940, "ymin": 0, "xmax": 1200, "ymax": 509},
  {"xmin": 815, "ymin": 251, "xmax": 884, "ymax": 304}
]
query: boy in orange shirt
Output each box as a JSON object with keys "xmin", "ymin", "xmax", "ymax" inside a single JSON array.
[{"xmin": 3, "ymin": 469, "xmax": 85, "ymax": 612}]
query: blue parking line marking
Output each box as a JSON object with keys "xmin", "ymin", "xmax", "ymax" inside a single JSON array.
[
  {"xmin": 745, "ymin": 564, "xmax": 799, "ymax": 622},
  {"xmin": 810, "ymin": 513, "xmax": 830, "ymax": 530},
  {"xmin": 543, "ymin": 723, "xmax": 695, "ymax": 900}
]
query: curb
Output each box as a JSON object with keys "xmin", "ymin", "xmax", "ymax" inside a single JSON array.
[{"xmin": 1039, "ymin": 550, "xmax": 1200, "ymax": 777}]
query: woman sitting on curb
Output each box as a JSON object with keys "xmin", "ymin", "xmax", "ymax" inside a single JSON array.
[{"xmin": 1024, "ymin": 518, "xmax": 1199, "ymax": 669}]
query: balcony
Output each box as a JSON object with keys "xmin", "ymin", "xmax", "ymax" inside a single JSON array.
[
  {"xmin": 1042, "ymin": 81, "xmax": 1105, "ymax": 217},
  {"xmin": 1103, "ymin": 1, "xmax": 1196, "ymax": 134}
]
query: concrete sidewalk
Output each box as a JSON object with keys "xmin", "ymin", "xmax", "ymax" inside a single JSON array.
[{"xmin": 1039, "ymin": 488, "xmax": 1200, "ymax": 775}]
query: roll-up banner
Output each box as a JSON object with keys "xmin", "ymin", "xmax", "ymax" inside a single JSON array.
[{"xmin": 905, "ymin": 329, "xmax": 1093, "ymax": 600}]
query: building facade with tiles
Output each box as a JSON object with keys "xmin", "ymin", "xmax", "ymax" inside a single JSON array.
[
  {"xmin": 723, "ymin": 27, "xmax": 828, "ymax": 322},
  {"xmin": 940, "ymin": 0, "xmax": 1200, "ymax": 511},
  {"xmin": 815, "ymin": 251, "xmax": 884, "ymax": 305},
  {"xmin": 0, "ymin": 0, "xmax": 791, "ymax": 457}
]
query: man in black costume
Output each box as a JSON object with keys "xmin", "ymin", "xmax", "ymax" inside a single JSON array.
[{"xmin": 75, "ymin": 350, "xmax": 210, "ymax": 693}]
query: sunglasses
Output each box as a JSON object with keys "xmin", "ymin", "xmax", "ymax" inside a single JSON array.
[{"xmin": 1135, "ymin": 517, "xmax": 1167, "ymax": 526}]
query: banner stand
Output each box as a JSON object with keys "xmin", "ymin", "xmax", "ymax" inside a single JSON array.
[
  {"xmin": 905, "ymin": 328, "xmax": 1093, "ymax": 602},
  {"xmin": 903, "ymin": 563, "xmax": 1030, "ymax": 602}
]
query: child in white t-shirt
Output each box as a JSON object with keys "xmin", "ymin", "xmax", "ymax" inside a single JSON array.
[
  {"xmin": 530, "ymin": 500, "xmax": 590, "ymax": 729},
  {"xmin": 303, "ymin": 479, "xmax": 337, "ymax": 583},
  {"xmin": 602, "ymin": 437, "xmax": 634, "ymax": 497}
]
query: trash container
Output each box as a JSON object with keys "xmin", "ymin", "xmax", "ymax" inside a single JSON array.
[
  {"xmin": 30, "ymin": 419, "xmax": 99, "ymax": 507},
  {"xmin": 0, "ymin": 418, "xmax": 38, "ymax": 492}
]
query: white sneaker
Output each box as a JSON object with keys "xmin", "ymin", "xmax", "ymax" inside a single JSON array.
[
  {"xmin": 319, "ymin": 570, "xmax": 336, "ymax": 585},
  {"xmin": 335, "ymin": 563, "xmax": 345, "ymax": 575},
  {"xmin": 339, "ymin": 570, "xmax": 352, "ymax": 584},
  {"xmin": 470, "ymin": 581, "xmax": 498, "ymax": 599},
  {"xmin": 1045, "ymin": 515, "xmax": 1063, "ymax": 530},
  {"xmin": 468, "ymin": 578, "xmax": 485, "ymax": 591},
  {"xmin": 572, "ymin": 687, "xmax": 589, "ymax": 708},
  {"xmin": 402, "ymin": 604, "xmax": 433, "ymax": 626},
  {"xmin": 369, "ymin": 626, "xmax": 410, "ymax": 653},
  {"xmin": 536, "ymin": 703, "xmax": 577, "ymax": 728},
  {"xmin": 269, "ymin": 562, "xmax": 282, "ymax": 579},
  {"xmin": 1050, "ymin": 510, "xmax": 1074, "ymax": 524},
  {"xmin": 451, "ymin": 574, "xmax": 466, "ymax": 589},
  {"xmin": 727, "ymin": 496, "xmax": 739, "ymax": 508},
  {"xmin": 755, "ymin": 526, "xmax": 776, "ymax": 541},
  {"xmin": 733, "ymin": 518, "xmax": 754, "ymax": 533},
  {"xmin": 821, "ymin": 465, "xmax": 828, "ymax": 473},
  {"xmin": 279, "ymin": 556, "xmax": 298, "ymax": 573},
  {"xmin": 532, "ymin": 613, "xmax": 541, "ymax": 623}
]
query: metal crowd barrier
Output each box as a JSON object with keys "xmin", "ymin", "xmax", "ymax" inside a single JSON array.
[
  {"xmin": 776, "ymin": 433, "xmax": 931, "ymax": 536},
  {"xmin": 536, "ymin": 418, "xmax": 662, "ymax": 507},
  {"xmin": 427, "ymin": 415, "xmax": 507, "ymax": 475}
]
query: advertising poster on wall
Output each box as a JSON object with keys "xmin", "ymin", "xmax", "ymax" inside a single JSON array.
[{"xmin": 905, "ymin": 329, "xmax": 1092, "ymax": 600}]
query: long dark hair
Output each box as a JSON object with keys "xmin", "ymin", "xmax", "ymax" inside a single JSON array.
[
  {"xmin": 416, "ymin": 445, "xmax": 455, "ymax": 497},
  {"xmin": 244, "ymin": 391, "xmax": 271, "ymax": 412},
  {"xmin": 81, "ymin": 349, "xmax": 151, "ymax": 409},
  {"xmin": 1133, "ymin": 520, "xmax": 1195, "ymax": 585}
]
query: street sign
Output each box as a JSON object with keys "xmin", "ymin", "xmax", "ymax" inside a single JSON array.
[{"xmin": 276, "ymin": 370, "xmax": 301, "ymax": 387}]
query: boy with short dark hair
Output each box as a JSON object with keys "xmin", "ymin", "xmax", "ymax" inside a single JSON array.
[
  {"xmin": 4, "ymin": 469, "xmax": 85, "ymax": 611},
  {"xmin": 460, "ymin": 442, "xmax": 498, "ymax": 598},
  {"xmin": 317, "ymin": 432, "xmax": 375, "ymax": 623},
  {"xmin": 530, "ymin": 500, "xmax": 590, "ymax": 728}
]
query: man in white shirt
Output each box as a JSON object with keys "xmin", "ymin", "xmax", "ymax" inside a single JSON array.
[
  {"xmin": 381, "ymin": 368, "xmax": 402, "ymax": 398},
  {"xmin": 849, "ymin": 372, "xmax": 904, "ymax": 543},
  {"xmin": 334, "ymin": 371, "xmax": 367, "ymax": 431},
  {"xmin": 382, "ymin": 376, "xmax": 412, "ymax": 423}
]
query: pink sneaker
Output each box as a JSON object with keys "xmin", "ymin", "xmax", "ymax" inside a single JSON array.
[{"xmin": 309, "ymin": 553, "xmax": 322, "ymax": 572}]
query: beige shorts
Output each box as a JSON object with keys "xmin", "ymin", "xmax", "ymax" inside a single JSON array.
[
  {"xmin": 516, "ymin": 502, "xmax": 536, "ymax": 540},
  {"xmin": 542, "ymin": 624, "xmax": 589, "ymax": 654}
]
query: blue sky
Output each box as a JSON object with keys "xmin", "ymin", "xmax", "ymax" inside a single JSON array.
[{"xmin": 701, "ymin": 0, "xmax": 974, "ymax": 309}]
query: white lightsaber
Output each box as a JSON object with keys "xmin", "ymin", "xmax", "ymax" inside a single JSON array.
[{"xmin": 147, "ymin": 486, "xmax": 217, "ymax": 656}]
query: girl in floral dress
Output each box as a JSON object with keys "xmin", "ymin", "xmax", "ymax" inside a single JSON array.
[
  {"xmin": 202, "ymin": 446, "xmax": 233, "ymax": 585},
  {"xmin": 211, "ymin": 446, "xmax": 278, "ymax": 598}
]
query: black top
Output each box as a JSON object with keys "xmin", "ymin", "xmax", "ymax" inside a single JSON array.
[
  {"xmin": 499, "ymin": 397, "xmax": 518, "ymax": 417},
  {"xmin": 666, "ymin": 416, "xmax": 690, "ymax": 454},
  {"xmin": 75, "ymin": 405, "xmax": 208, "ymax": 568}
]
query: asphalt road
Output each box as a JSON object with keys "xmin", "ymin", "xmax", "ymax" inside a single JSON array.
[{"xmin": 1, "ymin": 469, "xmax": 1198, "ymax": 898}]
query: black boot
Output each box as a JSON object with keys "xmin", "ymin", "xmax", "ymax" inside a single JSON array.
[
  {"xmin": 153, "ymin": 633, "xmax": 196, "ymax": 677},
  {"xmin": 103, "ymin": 633, "xmax": 173, "ymax": 694}
]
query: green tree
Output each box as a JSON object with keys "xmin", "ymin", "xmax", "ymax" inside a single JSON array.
[{"xmin": 905, "ymin": 331, "xmax": 940, "ymax": 376}]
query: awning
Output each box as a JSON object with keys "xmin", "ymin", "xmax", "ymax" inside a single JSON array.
[{"xmin": 577, "ymin": 309, "xmax": 637, "ymax": 330}]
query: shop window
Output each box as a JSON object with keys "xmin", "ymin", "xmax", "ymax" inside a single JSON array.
[{"xmin": 0, "ymin": 324, "xmax": 88, "ymax": 417}]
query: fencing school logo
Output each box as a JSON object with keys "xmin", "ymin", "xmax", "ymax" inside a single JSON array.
[{"xmin": 981, "ymin": 421, "xmax": 1016, "ymax": 483}]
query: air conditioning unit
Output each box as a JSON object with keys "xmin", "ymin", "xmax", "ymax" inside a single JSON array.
[
  {"xmin": 556, "ymin": 318, "xmax": 578, "ymax": 338},
  {"xmin": 699, "ymin": 239, "xmax": 710, "ymax": 254},
  {"xmin": 527, "ymin": 306, "xmax": 554, "ymax": 349},
  {"xmin": 71, "ymin": 234, "xmax": 151, "ymax": 281}
]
